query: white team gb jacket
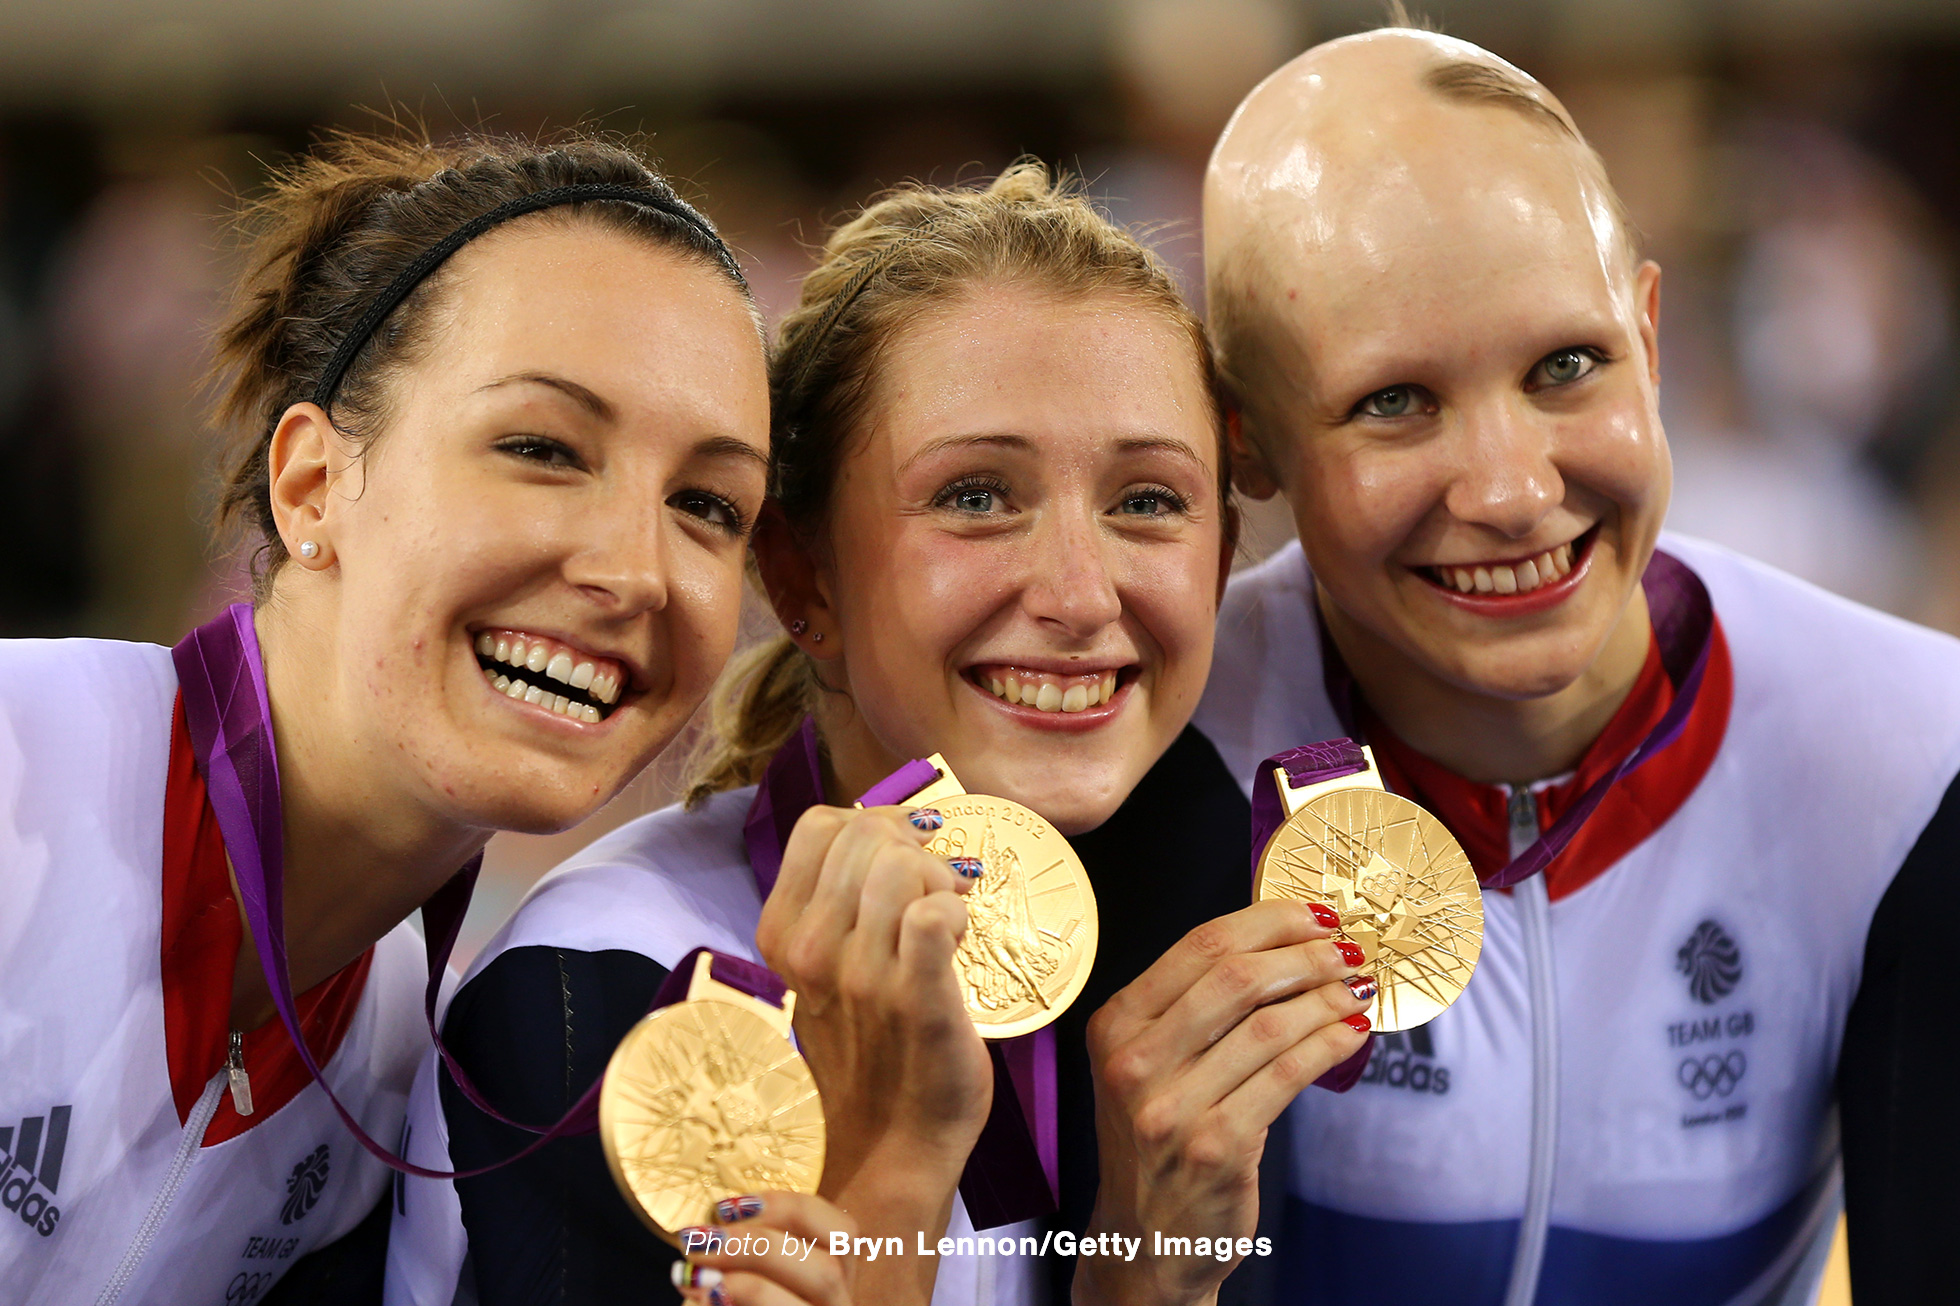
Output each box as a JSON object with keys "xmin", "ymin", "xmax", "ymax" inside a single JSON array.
[{"xmin": 0, "ymin": 637, "xmax": 428, "ymax": 1306}]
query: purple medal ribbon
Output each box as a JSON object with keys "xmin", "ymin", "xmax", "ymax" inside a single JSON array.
[
  {"xmin": 1251, "ymin": 550, "xmax": 1719, "ymax": 1090},
  {"xmin": 173, "ymin": 604, "xmax": 734, "ymax": 1179},
  {"xmin": 743, "ymin": 718, "xmax": 1060, "ymax": 1230}
]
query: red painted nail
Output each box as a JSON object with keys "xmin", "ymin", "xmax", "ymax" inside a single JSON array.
[
  {"xmin": 1310, "ymin": 903, "xmax": 1340, "ymax": 929},
  {"xmin": 1336, "ymin": 941, "xmax": 1365, "ymax": 967},
  {"xmin": 1344, "ymin": 1013, "xmax": 1372, "ymax": 1033}
]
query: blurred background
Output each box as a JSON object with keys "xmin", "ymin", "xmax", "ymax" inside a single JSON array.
[{"xmin": 3, "ymin": 0, "xmax": 1958, "ymax": 968}]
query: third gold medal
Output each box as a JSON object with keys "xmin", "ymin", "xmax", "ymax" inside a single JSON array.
[{"xmin": 1254, "ymin": 740, "xmax": 1482, "ymax": 1031}]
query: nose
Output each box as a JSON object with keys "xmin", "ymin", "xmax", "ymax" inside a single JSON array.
[
  {"xmin": 1442, "ymin": 398, "xmax": 1564, "ymax": 540},
  {"xmin": 1021, "ymin": 507, "xmax": 1122, "ymax": 639},
  {"xmin": 561, "ymin": 491, "xmax": 671, "ymax": 617}
]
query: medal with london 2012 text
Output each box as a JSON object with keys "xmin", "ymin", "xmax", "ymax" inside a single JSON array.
[
  {"xmin": 869, "ymin": 754, "xmax": 1099, "ymax": 1040},
  {"xmin": 599, "ymin": 950, "xmax": 826, "ymax": 1240},
  {"xmin": 1255, "ymin": 741, "xmax": 1482, "ymax": 1032}
]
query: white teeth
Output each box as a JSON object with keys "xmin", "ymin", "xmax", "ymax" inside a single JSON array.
[
  {"xmin": 495, "ymin": 635, "xmax": 511, "ymax": 663},
  {"xmin": 1029, "ymin": 682, "xmax": 1054, "ymax": 710},
  {"xmin": 476, "ymin": 632, "xmax": 495, "ymax": 657},
  {"xmin": 523, "ymin": 684, "xmax": 546, "ymax": 706},
  {"xmin": 1517, "ymin": 559, "xmax": 1540, "ymax": 589},
  {"xmin": 1474, "ymin": 567, "xmax": 1494, "ymax": 593},
  {"xmin": 504, "ymin": 677, "xmax": 527, "ymax": 699},
  {"xmin": 483, "ymin": 666, "xmax": 498, "ymax": 685},
  {"xmin": 552, "ymin": 695, "xmax": 571, "ymax": 715},
  {"xmin": 989, "ymin": 677, "xmax": 1004, "ymax": 696},
  {"xmin": 592, "ymin": 673, "xmax": 619, "ymax": 705},
  {"xmin": 1452, "ymin": 568, "xmax": 1473, "ymax": 593},
  {"xmin": 1493, "ymin": 565, "xmax": 1518, "ymax": 594},
  {"xmin": 571, "ymin": 661, "xmax": 595, "ymax": 690},
  {"xmin": 580, "ymin": 704, "xmax": 601, "ymax": 723},
  {"xmin": 546, "ymin": 652, "xmax": 574, "ymax": 685},
  {"xmin": 525, "ymin": 644, "xmax": 549, "ymax": 673},
  {"xmin": 508, "ymin": 637, "xmax": 526, "ymax": 666},
  {"xmin": 1100, "ymin": 675, "xmax": 1114, "ymax": 704},
  {"xmin": 1003, "ymin": 675, "xmax": 1020, "ymax": 703},
  {"xmin": 1061, "ymin": 684, "xmax": 1090, "ymax": 712}
]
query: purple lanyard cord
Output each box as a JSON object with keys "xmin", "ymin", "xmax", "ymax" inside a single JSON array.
[{"xmin": 175, "ymin": 605, "xmax": 607, "ymax": 1179}]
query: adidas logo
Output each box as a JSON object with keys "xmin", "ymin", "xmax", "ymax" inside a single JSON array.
[
  {"xmin": 1358, "ymin": 1026, "xmax": 1452, "ymax": 1095},
  {"xmin": 0, "ymin": 1106, "xmax": 68, "ymax": 1238}
]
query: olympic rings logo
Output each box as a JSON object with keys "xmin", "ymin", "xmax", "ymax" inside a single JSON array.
[{"xmin": 1677, "ymin": 1051, "xmax": 1746, "ymax": 1100}]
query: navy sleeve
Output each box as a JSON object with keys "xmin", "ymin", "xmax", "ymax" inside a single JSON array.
[
  {"xmin": 439, "ymin": 945, "xmax": 683, "ymax": 1306},
  {"xmin": 1838, "ymin": 767, "xmax": 1960, "ymax": 1304}
]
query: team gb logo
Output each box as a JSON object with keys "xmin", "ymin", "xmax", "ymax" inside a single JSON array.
[
  {"xmin": 281, "ymin": 1145, "xmax": 330, "ymax": 1225},
  {"xmin": 1677, "ymin": 920, "xmax": 1743, "ymax": 1004}
]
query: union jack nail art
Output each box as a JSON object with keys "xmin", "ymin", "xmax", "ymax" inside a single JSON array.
[
  {"xmin": 909, "ymin": 808, "xmax": 945, "ymax": 831},
  {"xmin": 716, "ymin": 1195, "xmax": 764, "ymax": 1223},
  {"xmin": 949, "ymin": 856, "xmax": 984, "ymax": 878},
  {"xmin": 677, "ymin": 1227, "xmax": 723, "ymax": 1254}
]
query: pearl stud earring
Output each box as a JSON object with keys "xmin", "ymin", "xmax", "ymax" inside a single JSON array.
[{"xmin": 298, "ymin": 541, "xmax": 319, "ymax": 559}]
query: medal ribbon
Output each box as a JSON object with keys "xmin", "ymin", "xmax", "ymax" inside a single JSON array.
[
  {"xmin": 743, "ymin": 718, "xmax": 1060, "ymax": 1230},
  {"xmin": 174, "ymin": 604, "xmax": 709, "ymax": 1179}
]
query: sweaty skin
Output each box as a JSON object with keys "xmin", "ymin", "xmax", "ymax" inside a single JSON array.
[{"xmin": 1205, "ymin": 30, "xmax": 1671, "ymax": 784}]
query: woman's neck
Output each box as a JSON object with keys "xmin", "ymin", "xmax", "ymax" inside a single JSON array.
[
  {"xmin": 228, "ymin": 600, "xmax": 489, "ymax": 1032},
  {"xmin": 1323, "ymin": 585, "xmax": 1654, "ymax": 787},
  {"xmin": 812, "ymin": 696, "xmax": 909, "ymax": 808}
]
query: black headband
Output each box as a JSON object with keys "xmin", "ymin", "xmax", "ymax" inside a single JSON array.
[{"xmin": 311, "ymin": 182, "xmax": 744, "ymax": 410}]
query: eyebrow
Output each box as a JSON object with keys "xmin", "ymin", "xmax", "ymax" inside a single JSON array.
[
  {"xmin": 476, "ymin": 372, "xmax": 615, "ymax": 421},
  {"xmin": 895, "ymin": 431, "xmax": 1209, "ymax": 476},
  {"xmin": 690, "ymin": 434, "xmax": 770, "ymax": 471}
]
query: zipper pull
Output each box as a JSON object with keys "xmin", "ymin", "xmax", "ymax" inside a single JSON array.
[
  {"xmin": 1506, "ymin": 787, "xmax": 1540, "ymax": 860},
  {"xmin": 226, "ymin": 1030, "xmax": 254, "ymax": 1117}
]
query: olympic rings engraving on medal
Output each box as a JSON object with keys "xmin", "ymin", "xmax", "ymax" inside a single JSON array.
[
  {"xmin": 1256, "ymin": 788, "xmax": 1482, "ymax": 1033},
  {"xmin": 1677, "ymin": 1050, "xmax": 1747, "ymax": 1100}
]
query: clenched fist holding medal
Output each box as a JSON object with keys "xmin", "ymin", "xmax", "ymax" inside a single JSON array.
[{"xmin": 597, "ymin": 752, "xmax": 1097, "ymax": 1305}]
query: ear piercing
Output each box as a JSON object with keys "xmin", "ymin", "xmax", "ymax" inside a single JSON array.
[
  {"xmin": 789, "ymin": 619, "xmax": 807, "ymax": 636},
  {"xmin": 298, "ymin": 540, "xmax": 319, "ymax": 559}
]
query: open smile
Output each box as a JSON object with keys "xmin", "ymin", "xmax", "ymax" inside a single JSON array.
[
  {"xmin": 964, "ymin": 663, "xmax": 1134, "ymax": 724},
  {"xmin": 1412, "ymin": 527, "xmax": 1599, "ymax": 613},
  {"xmin": 474, "ymin": 628, "xmax": 627, "ymax": 725}
]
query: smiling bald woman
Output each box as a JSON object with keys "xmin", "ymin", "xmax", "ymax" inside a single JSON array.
[{"xmin": 1069, "ymin": 22, "xmax": 1960, "ymax": 1306}]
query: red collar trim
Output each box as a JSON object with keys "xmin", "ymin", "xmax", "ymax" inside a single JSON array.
[
  {"xmin": 160, "ymin": 694, "xmax": 374, "ymax": 1145},
  {"xmin": 1361, "ymin": 618, "xmax": 1734, "ymax": 902}
]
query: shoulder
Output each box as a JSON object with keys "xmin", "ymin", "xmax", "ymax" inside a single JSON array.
[
  {"xmin": 1670, "ymin": 534, "xmax": 1960, "ymax": 785},
  {"xmin": 464, "ymin": 785, "xmax": 764, "ymax": 985},
  {"xmin": 0, "ymin": 636, "xmax": 175, "ymax": 762},
  {"xmin": 1198, "ymin": 541, "xmax": 1344, "ymax": 794}
]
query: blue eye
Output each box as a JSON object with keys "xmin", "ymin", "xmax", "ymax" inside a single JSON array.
[
  {"xmin": 1528, "ymin": 347, "xmax": 1603, "ymax": 390},
  {"xmin": 1353, "ymin": 385, "xmax": 1437, "ymax": 420},
  {"xmin": 1118, "ymin": 487, "xmax": 1186, "ymax": 516},
  {"xmin": 935, "ymin": 476, "xmax": 1013, "ymax": 514}
]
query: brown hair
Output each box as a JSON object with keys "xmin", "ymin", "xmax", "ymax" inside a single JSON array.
[
  {"xmin": 211, "ymin": 128, "xmax": 754, "ymax": 594},
  {"xmin": 683, "ymin": 159, "xmax": 1230, "ymax": 803}
]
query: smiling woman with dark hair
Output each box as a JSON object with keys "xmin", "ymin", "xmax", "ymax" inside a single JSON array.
[{"xmin": 0, "ymin": 128, "xmax": 781, "ymax": 1304}]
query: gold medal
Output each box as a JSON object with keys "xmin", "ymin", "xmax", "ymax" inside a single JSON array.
[
  {"xmin": 1256, "ymin": 746, "xmax": 1482, "ymax": 1032},
  {"xmin": 599, "ymin": 951, "xmax": 826, "ymax": 1239},
  {"xmin": 888, "ymin": 755, "xmax": 1100, "ymax": 1040}
]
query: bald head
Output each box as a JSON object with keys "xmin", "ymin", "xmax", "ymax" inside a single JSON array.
[{"xmin": 1204, "ymin": 29, "xmax": 1636, "ymax": 415}]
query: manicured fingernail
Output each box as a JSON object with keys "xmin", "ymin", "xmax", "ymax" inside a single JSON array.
[
  {"xmin": 715, "ymin": 1195, "xmax": 764, "ymax": 1223},
  {"xmin": 707, "ymin": 1285, "xmax": 734, "ymax": 1306},
  {"xmin": 1335, "ymin": 941, "xmax": 1365, "ymax": 967},
  {"xmin": 672, "ymin": 1262, "xmax": 724, "ymax": 1290},
  {"xmin": 1345, "ymin": 975, "xmax": 1378, "ymax": 1003},
  {"xmin": 949, "ymin": 856, "xmax": 984, "ymax": 879},
  {"xmin": 677, "ymin": 1226, "xmax": 723, "ymax": 1254},
  {"xmin": 910, "ymin": 808, "xmax": 945, "ymax": 831},
  {"xmin": 1310, "ymin": 903, "xmax": 1340, "ymax": 929},
  {"xmin": 1344, "ymin": 1013, "xmax": 1372, "ymax": 1033}
]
